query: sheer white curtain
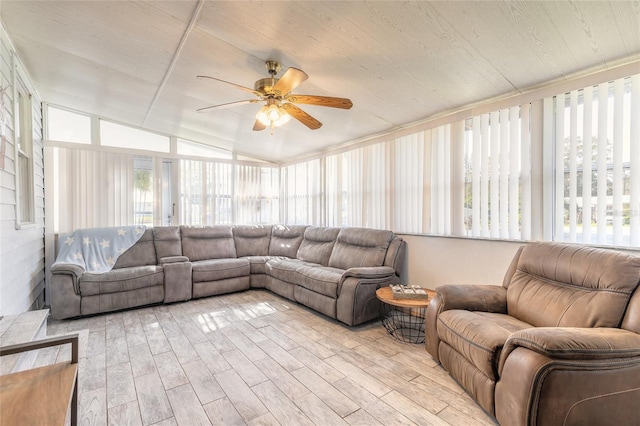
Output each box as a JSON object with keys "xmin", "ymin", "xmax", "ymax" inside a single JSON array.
[
  {"xmin": 552, "ymin": 73, "xmax": 640, "ymax": 247},
  {"xmin": 465, "ymin": 106, "xmax": 530, "ymax": 239},
  {"xmin": 46, "ymin": 146, "xmax": 136, "ymax": 233}
]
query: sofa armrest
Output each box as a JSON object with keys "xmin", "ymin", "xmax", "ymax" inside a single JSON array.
[
  {"xmin": 341, "ymin": 266, "xmax": 396, "ymax": 281},
  {"xmin": 158, "ymin": 256, "xmax": 189, "ymax": 265},
  {"xmin": 498, "ymin": 327, "xmax": 640, "ymax": 375},
  {"xmin": 161, "ymin": 257, "xmax": 193, "ymax": 304},
  {"xmin": 336, "ymin": 273, "xmax": 400, "ymax": 326},
  {"xmin": 495, "ymin": 328, "xmax": 640, "ymax": 426},
  {"xmin": 49, "ymin": 264, "xmax": 83, "ymax": 319},
  {"xmin": 425, "ymin": 284, "xmax": 507, "ymax": 362},
  {"xmin": 51, "ymin": 262, "xmax": 85, "ymax": 279},
  {"xmin": 50, "ymin": 263, "xmax": 85, "ymax": 293}
]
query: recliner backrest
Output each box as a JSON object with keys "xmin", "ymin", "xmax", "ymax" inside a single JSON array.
[
  {"xmin": 233, "ymin": 225, "xmax": 271, "ymax": 257},
  {"xmin": 114, "ymin": 228, "xmax": 156, "ymax": 268},
  {"xmin": 506, "ymin": 242, "xmax": 640, "ymax": 328},
  {"xmin": 297, "ymin": 227, "xmax": 340, "ymax": 266},
  {"xmin": 269, "ymin": 225, "xmax": 307, "ymax": 257},
  {"xmin": 328, "ymin": 227, "xmax": 392, "ymax": 270},
  {"xmin": 181, "ymin": 226, "xmax": 236, "ymax": 262},
  {"xmin": 153, "ymin": 226, "xmax": 182, "ymax": 259}
]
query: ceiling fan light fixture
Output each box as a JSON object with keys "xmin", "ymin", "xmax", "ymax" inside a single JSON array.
[
  {"xmin": 256, "ymin": 103, "xmax": 290, "ymax": 127},
  {"xmin": 274, "ymin": 109, "xmax": 291, "ymax": 126},
  {"xmin": 256, "ymin": 105, "xmax": 270, "ymax": 126}
]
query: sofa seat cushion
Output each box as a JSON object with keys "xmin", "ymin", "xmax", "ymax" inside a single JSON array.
[
  {"xmin": 438, "ymin": 310, "xmax": 532, "ymax": 380},
  {"xmin": 79, "ymin": 266, "xmax": 164, "ymax": 296},
  {"xmin": 265, "ymin": 258, "xmax": 320, "ymax": 284},
  {"xmin": 296, "ymin": 266, "xmax": 344, "ymax": 298},
  {"xmin": 192, "ymin": 258, "xmax": 250, "ymax": 283}
]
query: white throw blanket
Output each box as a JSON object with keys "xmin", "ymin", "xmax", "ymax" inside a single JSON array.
[{"xmin": 54, "ymin": 226, "xmax": 146, "ymax": 273}]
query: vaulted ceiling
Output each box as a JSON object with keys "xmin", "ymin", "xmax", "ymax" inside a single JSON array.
[{"xmin": 2, "ymin": 1, "xmax": 639, "ymax": 163}]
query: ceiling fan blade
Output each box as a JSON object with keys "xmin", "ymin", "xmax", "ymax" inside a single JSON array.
[
  {"xmin": 273, "ymin": 67, "xmax": 308, "ymax": 96},
  {"xmin": 197, "ymin": 99, "xmax": 259, "ymax": 113},
  {"xmin": 197, "ymin": 75, "xmax": 263, "ymax": 97},
  {"xmin": 286, "ymin": 95, "xmax": 353, "ymax": 109},
  {"xmin": 282, "ymin": 103, "xmax": 322, "ymax": 130},
  {"xmin": 252, "ymin": 119, "xmax": 267, "ymax": 131}
]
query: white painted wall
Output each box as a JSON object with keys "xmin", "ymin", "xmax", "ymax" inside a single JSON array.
[
  {"xmin": 399, "ymin": 234, "xmax": 524, "ymax": 289},
  {"xmin": 0, "ymin": 23, "xmax": 45, "ymax": 315}
]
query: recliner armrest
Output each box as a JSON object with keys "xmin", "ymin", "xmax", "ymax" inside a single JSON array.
[
  {"xmin": 50, "ymin": 263, "xmax": 85, "ymax": 294},
  {"xmin": 436, "ymin": 284, "xmax": 507, "ymax": 313},
  {"xmin": 498, "ymin": 327, "xmax": 640, "ymax": 375},
  {"xmin": 425, "ymin": 284, "xmax": 506, "ymax": 361},
  {"xmin": 341, "ymin": 266, "xmax": 396, "ymax": 281},
  {"xmin": 158, "ymin": 256, "xmax": 189, "ymax": 265},
  {"xmin": 51, "ymin": 262, "xmax": 85, "ymax": 277}
]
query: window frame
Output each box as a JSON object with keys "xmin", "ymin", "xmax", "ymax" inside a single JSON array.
[{"xmin": 14, "ymin": 84, "xmax": 35, "ymax": 229}]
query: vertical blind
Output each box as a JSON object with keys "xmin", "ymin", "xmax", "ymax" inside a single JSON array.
[
  {"xmin": 282, "ymin": 160, "xmax": 321, "ymax": 225},
  {"xmin": 552, "ymin": 74, "xmax": 640, "ymax": 247},
  {"xmin": 464, "ymin": 106, "xmax": 530, "ymax": 239},
  {"xmin": 180, "ymin": 160, "xmax": 279, "ymax": 226},
  {"xmin": 46, "ymin": 147, "xmax": 137, "ymax": 233},
  {"xmin": 429, "ymin": 124, "xmax": 451, "ymax": 235}
]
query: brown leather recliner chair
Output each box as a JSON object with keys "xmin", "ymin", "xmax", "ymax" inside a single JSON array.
[{"xmin": 425, "ymin": 242, "xmax": 640, "ymax": 426}]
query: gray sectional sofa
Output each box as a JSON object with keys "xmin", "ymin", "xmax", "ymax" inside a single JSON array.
[{"xmin": 50, "ymin": 225, "xmax": 406, "ymax": 326}]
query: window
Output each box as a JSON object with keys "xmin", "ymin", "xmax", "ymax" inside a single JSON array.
[
  {"xmin": 177, "ymin": 138, "xmax": 232, "ymax": 159},
  {"xmin": 46, "ymin": 105, "xmax": 91, "ymax": 144},
  {"xmin": 392, "ymin": 133, "xmax": 425, "ymax": 233},
  {"xmin": 464, "ymin": 105, "xmax": 531, "ymax": 240},
  {"xmin": 133, "ymin": 157, "xmax": 154, "ymax": 226},
  {"xmin": 235, "ymin": 165, "xmax": 279, "ymax": 224},
  {"xmin": 100, "ymin": 120, "xmax": 170, "ymax": 153},
  {"xmin": 553, "ymin": 74, "xmax": 640, "ymax": 247},
  {"xmin": 283, "ymin": 160, "xmax": 321, "ymax": 225},
  {"xmin": 179, "ymin": 159, "xmax": 233, "ymax": 225},
  {"xmin": 15, "ymin": 91, "xmax": 34, "ymax": 226}
]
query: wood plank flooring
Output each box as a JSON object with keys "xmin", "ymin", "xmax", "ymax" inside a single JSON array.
[{"xmin": 44, "ymin": 290, "xmax": 497, "ymax": 426}]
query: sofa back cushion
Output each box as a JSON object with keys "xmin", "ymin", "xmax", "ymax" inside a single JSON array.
[
  {"xmin": 383, "ymin": 235, "xmax": 406, "ymax": 275},
  {"xmin": 269, "ymin": 225, "xmax": 307, "ymax": 257},
  {"xmin": 297, "ymin": 227, "xmax": 340, "ymax": 266},
  {"xmin": 114, "ymin": 229, "xmax": 157, "ymax": 268},
  {"xmin": 507, "ymin": 242, "xmax": 640, "ymax": 328},
  {"xmin": 233, "ymin": 225, "xmax": 272, "ymax": 257},
  {"xmin": 153, "ymin": 226, "xmax": 182, "ymax": 259},
  {"xmin": 328, "ymin": 227, "xmax": 393, "ymax": 270},
  {"xmin": 181, "ymin": 226, "xmax": 236, "ymax": 262}
]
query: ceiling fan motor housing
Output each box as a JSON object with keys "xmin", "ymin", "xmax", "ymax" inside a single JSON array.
[{"xmin": 254, "ymin": 77, "xmax": 279, "ymax": 95}]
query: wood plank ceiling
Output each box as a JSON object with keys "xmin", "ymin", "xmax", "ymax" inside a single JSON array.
[{"xmin": 2, "ymin": 1, "xmax": 639, "ymax": 163}]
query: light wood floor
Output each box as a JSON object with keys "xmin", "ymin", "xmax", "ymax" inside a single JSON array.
[{"xmin": 43, "ymin": 290, "xmax": 497, "ymax": 426}]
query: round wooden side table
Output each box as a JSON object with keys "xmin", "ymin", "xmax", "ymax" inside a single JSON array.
[{"xmin": 375, "ymin": 286, "xmax": 436, "ymax": 344}]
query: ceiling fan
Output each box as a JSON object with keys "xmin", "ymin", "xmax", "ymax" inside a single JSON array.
[{"xmin": 197, "ymin": 61, "xmax": 353, "ymax": 132}]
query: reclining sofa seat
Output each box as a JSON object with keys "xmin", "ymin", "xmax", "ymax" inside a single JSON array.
[
  {"xmin": 425, "ymin": 242, "xmax": 640, "ymax": 426},
  {"xmin": 50, "ymin": 229, "xmax": 164, "ymax": 318},
  {"xmin": 181, "ymin": 225, "xmax": 250, "ymax": 298}
]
